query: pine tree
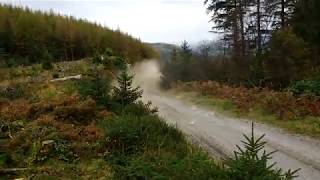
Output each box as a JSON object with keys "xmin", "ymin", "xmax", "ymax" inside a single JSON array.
[
  {"xmin": 205, "ymin": 0, "xmax": 247, "ymax": 57},
  {"xmin": 198, "ymin": 41, "xmax": 212, "ymax": 60},
  {"xmin": 180, "ymin": 40, "xmax": 192, "ymax": 60},
  {"xmin": 112, "ymin": 69, "xmax": 143, "ymax": 109},
  {"xmin": 293, "ymin": 0, "xmax": 320, "ymax": 51},
  {"xmin": 78, "ymin": 68, "xmax": 111, "ymax": 106},
  {"xmin": 266, "ymin": 0, "xmax": 297, "ymax": 29},
  {"xmin": 0, "ymin": 4, "xmax": 156, "ymax": 66},
  {"xmin": 225, "ymin": 123, "xmax": 300, "ymax": 179}
]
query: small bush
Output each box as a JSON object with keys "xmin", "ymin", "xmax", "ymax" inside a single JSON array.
[
  {"xmin": 113, "ymin": 57, "xmax": 127, "ymax": 70},
  {"xmin": 102, "ymin": 114, "xmax": 185, "ymax": 155},
  {"xmin": 42, "ymin": 60, "xmax": 53, "ymax": 70},
  {"xmin": 122, "ymin": 100, "xmax": 158, "ymax": 116},
  {"xmin": 8, "ymin": 125, "xmax": 60, "ymax": 156},
  {"xmin": 28, "ymin": 139, "xmax": 76, "ymax": 164},
  {"xmin": 289, "ymin": 80, "xmax": 320, "ymax": 96},
  {"xmin": 5, "ymin": 58, "xmax": 18, "ymax": 68},
  {"xmin": 52, "ymin": 73, "xmax": 59, "ymax": 79},
  {"xmin": 263, "ymin": 30, "xmax": 311, "ymax": 88},
  {"xmin": 0, "ymin": 152, "xmax": 12, "ymax": 168},
  {"xmin": 92, "ymin": 53, "xmax": 103, "ymax": 64},
  {"xmin": 77, "ymin": 72, "xmax": 111, "ymax": 106},
  {"xmin": 81, "ymin": 124, "xmax": 104, "ymax": 142},
  {"xmin": 101, "ymin": 111, "xmax": 226, "ymax": 179},
  {"xmin": 28, "ymin": 65, "xmax": 42, "ymax": 77},
  {"xmin": 28, "ymin": 103, "xmax": 55, "ymax": 120},
  {"xmin": 111, "ymin": 151, "xmax": 225, "ymax": 180},
  {"xmin": 0, "ymin": 84, "xmax": 25, "ymax": 100}
]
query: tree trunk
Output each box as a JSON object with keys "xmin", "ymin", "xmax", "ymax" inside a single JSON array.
[
  {"xmin": 239, "ymin": 0, "xmax": 246, "ymax": 57},
  {"xmin": 257, "ymin": 0, "xmax": 262, "ymax": 54},
  {"xmin": 233, "ymin": 0, "xmax": 241, "ymax": 58},
  {"xmin": 281, "ymin": 0, "xmax": 285, "ymax": 28}
]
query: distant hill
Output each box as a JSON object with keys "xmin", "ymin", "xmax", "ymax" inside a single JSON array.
[
  {"xmin": 0, "ymin": 4, "xmax": 156, "ymax": 67},
  {"xmin": 149, "ymin": 43, "xmax": 178, "ymax": 63}
]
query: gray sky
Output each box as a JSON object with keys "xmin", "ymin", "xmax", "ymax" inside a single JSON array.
[{"xmin": 1, "ymin": 0, "xmax": 216, "ymax": 44}]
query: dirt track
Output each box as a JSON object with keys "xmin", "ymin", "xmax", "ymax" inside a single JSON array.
[{"xmin": 134, "ymin": 60, "xmax": 320, "ymax": 180}]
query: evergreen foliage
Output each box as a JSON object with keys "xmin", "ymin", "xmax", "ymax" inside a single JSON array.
[
  {"xmin": 180, "ymin": 40, "xmax": 193, "ymax": 60},
  {"xmin": 289, "ymin": 80, "xmax": 320, "ymax": 96},
  {"xmin": 77, "ymin": 69, "xmax": 111, "ymax": 106},
  {"xmin": 0, "ymin": 4, "xmax": 156, "ymax": 66},
  {"xmin": 262, "ymin": 29, "xmax": 311, "ymax": 88},
  {"xmin": 41, "ymin": 60, "xmax": 53, "ymax": 70},
  {"xmin": 112, "ymin": 69, "xmax": 143, "ymax": 109},
  {"xmin": 225, "ymin": 123, "xmax": 299, "ymax": 179},
  {"xmin": 293, "ymin": 0, "xmax": 320, "ymax": 53},
  {"xmin": 161, "ymin": 0, "xmax": 319, "ymax": 91}
]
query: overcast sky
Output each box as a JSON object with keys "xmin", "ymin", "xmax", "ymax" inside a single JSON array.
[{"xmin": 1, "ymin": 0, "xmax": 217, "ymax": 44}]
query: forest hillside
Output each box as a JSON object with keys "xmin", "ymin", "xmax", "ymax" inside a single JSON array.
[{"xmin": 0, "ymin": 4, "xmax": 156, "ymax": 67}]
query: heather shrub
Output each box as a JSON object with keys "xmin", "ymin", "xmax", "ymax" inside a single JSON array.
[
  {"xmin": 0, "ymin": 100, "xmax": 31, "ymax": 121},
  {"xmin": 53, "ymin": 100, "xmax": 96, "ymax": 124},
  {"xmin": 36, "ymin": 115, "xmax": 104, "ymax": 142},
  {"xmin": 175, "ymin": 81, "xmax": 320, "ymax": 120},
  {"xmin": 81, "ymin": 124, "xmax": 104, "ymax": 142},
  {"xmin": 28, "ymin": 102, "xmax": 55, "ymax": 120}
]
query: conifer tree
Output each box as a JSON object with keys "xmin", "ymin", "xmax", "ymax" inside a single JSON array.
[
  {"xmin": 112, "ymin": 69, "xmax": 143, "ymax": 109},
  {"xmin": 226, "ymin": 123, "xmax": 300, "ymax": 179},
  {"xmin": 205, "ymin": 0, "xmax": 247, "ymax": 57},
  {"xmin": 266, "ymin": 0, "xmax": 297, "ymax": 29},
  {"xmin": 180, "ymin": 40, "xmax": 192, "ymax": 60},
  {"xmin": 78, "ymin": 67, "xmax": 111, "ymax": 106}
]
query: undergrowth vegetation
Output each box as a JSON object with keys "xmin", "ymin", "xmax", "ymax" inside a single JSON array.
[
  {"xmin": 0, "ymin": 59, "xmax": 298, "ymax": 179},
  {"xmin": 173, "ymin": 81, "xmax": 320, "ymax": 137}
]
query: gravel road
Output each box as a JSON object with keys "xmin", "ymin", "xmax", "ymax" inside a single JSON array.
[{"xmin": 134, "ymin": 60, "xmax": 320, "ymax": 180}]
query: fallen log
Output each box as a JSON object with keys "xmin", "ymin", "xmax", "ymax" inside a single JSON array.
[
  {"xmin": 50, "ymin": 74, "xmax": 82, "ymax": 82},
  {"xmin": 0, "ymin": 168, "xmax": 29, "ymax": 173}
]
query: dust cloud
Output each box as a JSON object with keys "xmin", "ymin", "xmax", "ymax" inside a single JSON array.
[{"xmin": 132, "ymin": 59, "xmax": 163, "ymax": 95}]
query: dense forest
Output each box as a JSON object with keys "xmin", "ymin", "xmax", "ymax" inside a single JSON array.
[
  {"xmin": 161, "ymin": 0, "xmax": 320, "ymax": 92},
  {"xmin": 0, "ymin": 4, "xmax": 156, "ymax": 67}
]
